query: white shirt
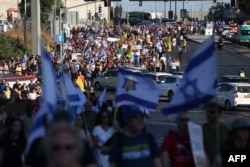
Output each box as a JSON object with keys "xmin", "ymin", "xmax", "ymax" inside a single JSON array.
[{"xmin": 93, "ymin": 125, "xmax": 114, "ymax": 167}]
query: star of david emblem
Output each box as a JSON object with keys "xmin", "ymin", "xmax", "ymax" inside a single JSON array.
[
  {"xmin": 122, "ymin": 78, "xmax": 137, "ymax": 91},
  {"xmin": 179, "ymin": 78, "xmax": 201, "ymax": 98}
]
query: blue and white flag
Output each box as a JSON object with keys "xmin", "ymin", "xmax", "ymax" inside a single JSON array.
[
  {"xmin": 25, "ymin": 44, "xmax": 57, "ymax": 154},
  {"xmin": 59, "ymin": 69, "xmax": 87, "ymax": 116},
  {"xmin": 98, "ymin": 48, "xmax": 107, "ymax": 59},
  {"xmin": 21, "ymin": 53, "xmax": 28, "ymax": 65},
  {"xmin": 161, "ymin": 38, "xmax": 217, "ymax": 117},
  {"xmin": 116, "ymin": 68, "xmax": 160, "ymax": 111},
  {"xmin": 85, "ymin": 47, "xmax": 92, "ymax": 57},
  {"xmin": 94, "ymin": 86, "xmax": 108, "ymax": 112}
]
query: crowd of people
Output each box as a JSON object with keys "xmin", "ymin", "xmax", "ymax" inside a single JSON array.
[
  {"xmin": 0, "ymin": 100, "xmax": 249, "ymax": 167},
  {"xmin": 0, "ymin": 22, "xmax": 249, "ymax": 167}
]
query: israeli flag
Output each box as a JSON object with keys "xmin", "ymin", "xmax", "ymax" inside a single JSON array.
[
  {"xmin": 98, "ymin": 48, "xmax": 107, "ymax": 59},
  {"xmin": 161, "ymin": 38, "xmax": 217, "ymax": 116},
  {"xmin": 93, "ymin": 86, "xmax": 108, "ymax": 112},
  {"xmin": 116, "ymin": 68, "xmax": 160, "ymax": 111},
  {"xmin": 21, "ymin": 53, "xmax": 28, "ymax": 65},
  {"xmin": 84, "ymin": 47, "xmax": 92, "ymax": 57},
  {"xmin": 25, "ymin": 44, "xmax": 57, "ymax": 154},
  {"xmin": 59, "ymin": 69, "xmax": 87, "ymax": 116}
]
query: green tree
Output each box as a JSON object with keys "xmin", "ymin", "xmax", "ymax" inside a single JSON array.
[
  {"xmin": 239, "ymin": 0, "xmax": 250, "ymax": 15},
  {"xmin": 207, "ymin": 3, "xmax": 230, "ymax": 21},
  {"xmin": 18, "ymin": 0, "xmax": 64, "ymax": 24},
  {"xmin": 0, "ymin": 34, "xmax": 28, "ymax": 60}
]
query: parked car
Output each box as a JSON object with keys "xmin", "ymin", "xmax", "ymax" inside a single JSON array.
[
  {"xmin": 217, "ymin": 75, "xmax": 249, "ymax": 83},
  {"xmin": 93, "ymin": 68, "xmax": 141, "ymax": 90},
  {"xmin": 213, "ymin": 82, "xmax": 250, "ymax": 110},
  {"xmin": 161, "ymin": 75, "xmax": 183, "ymax": 100}
]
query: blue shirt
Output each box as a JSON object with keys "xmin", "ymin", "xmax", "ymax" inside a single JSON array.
[{"xmin": 109, "ymin": 132, "xmax": 161, "ymax": 167}]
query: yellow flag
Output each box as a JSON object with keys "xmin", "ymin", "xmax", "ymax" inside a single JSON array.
[
  {"xmin": 123, "ymin": 31, "xmax": 128, "ymax": 39},
  {"xmin": 127, "ymin": 50, "xmax": 132, "ymax": 59},
  {"xmin": 46, "ymin": 44, "xmax": 51, "ymax": 52},
  {"xmin": 168, "ymin": 42, "xmax": 172, "ymax": 52},
  {"xmin": 119, "ymin": 37, "xmax": 124, "ymax": 45}
]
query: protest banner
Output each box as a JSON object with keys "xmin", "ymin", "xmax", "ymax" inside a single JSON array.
[{"xmin": 188, "ymin": 122, "xmax": 207, "ymax": 167}]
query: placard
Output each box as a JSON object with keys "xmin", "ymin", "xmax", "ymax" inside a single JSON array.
[{"xmin": 188, "ymin": 122, "xmax": 207, "ymax": 167}]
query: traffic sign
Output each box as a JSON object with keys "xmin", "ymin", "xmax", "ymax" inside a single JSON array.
[
  {"xmin": 56, "ymin": 34, "xmax": 64, "ymax": 42},
  {"xmin": 180, "ymin": 9, "xmax": 187, "ymax": 19}
]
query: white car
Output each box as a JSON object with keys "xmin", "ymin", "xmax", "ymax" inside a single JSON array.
[
  {"xmin": 143, "ymin": 72, "xmax": 172, "ymax": 97},
  {"xmin": 217, "ymin": 75, "xmax": 249, "ymax": 83},
  {"xmin": 214, "ymin": 82, "xmax": 250, "ymax": 110},
  {"xmin": 93, "ymin": 68, "xmax": 141, "ymax": 90},
  {"xmin": 161, "ymin": 75, "xmax": 183, "ymax": 100},
  {"xmin": 222, "ymin": 27, "xmax": 232, "ymax": 37},
  {"xmin": 143, "ymin": 72, "xmax": 172, "ymax": 84}
]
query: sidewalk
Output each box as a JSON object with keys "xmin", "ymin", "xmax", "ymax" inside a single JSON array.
[{"xmin": 187, "ymin": 34, "xmax": 231, "ymax": 44}]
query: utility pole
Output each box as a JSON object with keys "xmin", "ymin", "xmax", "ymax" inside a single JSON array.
[
  {"xmin": 64, "ymin": 0, "xmax": 67, "ymax": 23},
  {"xmin": 31, "ymin": 0, "xmax": 41, "ymax": 56},
  {"xmin": 164, "ymin": 0, "xmax": 166, "ymax": 18},
  {"xmin": 174, "ymin": 0, "xmax": 177, "ymax": 20},
  {"xmin": 182, "ymin": 0, "xmax": 184, "ymax": 22},
  {"xmin": 23, "ymin": 0, "xmax": 27, "ymax": 47}
]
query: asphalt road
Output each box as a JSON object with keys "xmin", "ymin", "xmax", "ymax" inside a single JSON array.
[{"xmin": 93, "ymin": 41, "xmax": 250, "ymax": 144}]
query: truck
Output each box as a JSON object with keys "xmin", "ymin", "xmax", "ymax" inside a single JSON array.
[{"xmin": 238, "ymin": 24, "xmax": 250, "ymax": 45}]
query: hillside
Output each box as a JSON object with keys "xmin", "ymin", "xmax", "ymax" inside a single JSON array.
[{"xmin": 4, "ymin": 28, "xmax": 55, "ymax": 50}]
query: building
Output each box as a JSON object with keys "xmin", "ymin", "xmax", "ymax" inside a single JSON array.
[
  {"xmin": 65, "ymin": 0, "xmax": 111, "ymax": 22},
  {"xmin": 0, "ymin": 0, "xmax": 19, "ymax": 20}
]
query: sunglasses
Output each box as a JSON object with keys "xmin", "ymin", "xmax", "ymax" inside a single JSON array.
[{"xmin": 52, "ymin": 144, "xmax": 76, "ymax": 152}]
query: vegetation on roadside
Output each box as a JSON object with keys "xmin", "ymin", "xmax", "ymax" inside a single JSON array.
[{"xmin": 0, "ymin": 29, "xmax": 54, "ymax": 61}]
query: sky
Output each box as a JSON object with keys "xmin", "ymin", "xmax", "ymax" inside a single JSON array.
[{"xmin": 111, "ymin": 0, "xmax": 231, "ymax": 13}]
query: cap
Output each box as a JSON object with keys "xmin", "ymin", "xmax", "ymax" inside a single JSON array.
[
  {"xmin": 122, "ymin": 105, "xmax": 143, "ymax": 121},
  {"xmin": 230, "ymin": 118, "xmax": 250, "ymax": 132}
]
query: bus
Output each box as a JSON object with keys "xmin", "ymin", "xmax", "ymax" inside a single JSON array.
[
  {"xmin": 238, "ymin": 25, "xmax": 250, "ymax": 44},
  {"xmin": 128, "ymin": 11, "xmax": 152, "ymax": 25}
]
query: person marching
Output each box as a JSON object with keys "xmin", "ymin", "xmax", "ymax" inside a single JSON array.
[{"xmin": 239, "ymin": 68, "xmax": 245, "ymax": 77}]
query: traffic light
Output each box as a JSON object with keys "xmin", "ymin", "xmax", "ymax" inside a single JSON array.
[
  {"xmin": 104, "ymin": 0, "xmax": 111, "ymax": 7},
  {"xmin": 99, "ymin": 5, "xmax": 102, "ymax": 13},
  {"xmin": 88, "ymin": 11, "xmax": 91, "ymax": 20},
  {"xmin": 213, "ymin": 0, "xmax": 216, "ymax": 2},
  {"xmin": 139, "ymin": 0, "xmax": 142, "ymax": 6},
  {"xmin": 168, "ymin": 11, "xmax": 173, "ymax": 19}
]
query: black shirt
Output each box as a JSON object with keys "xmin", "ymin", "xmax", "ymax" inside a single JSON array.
[{"xmin": 0, "ymin": 135, "xmax": 26, "ymax": 167}]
